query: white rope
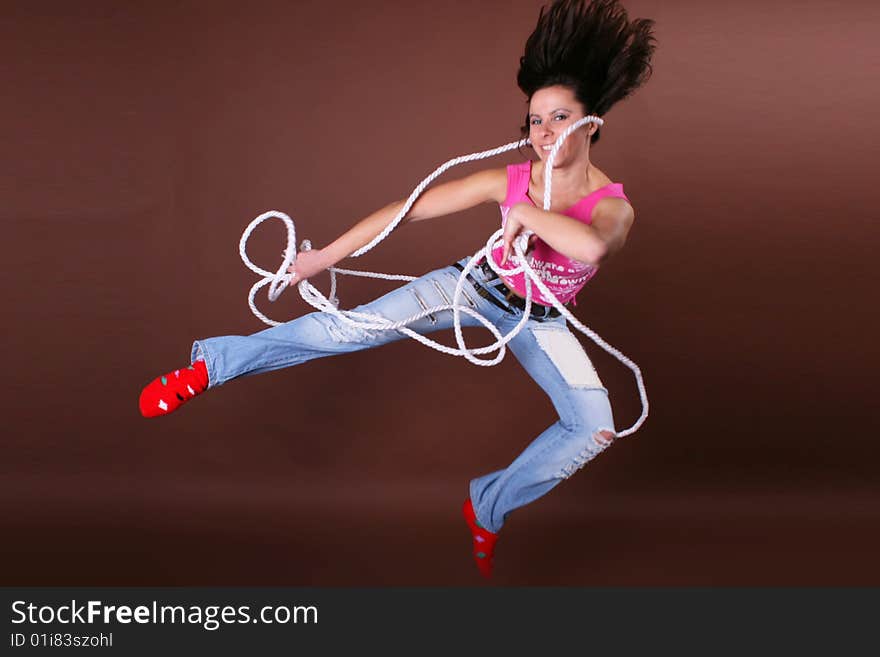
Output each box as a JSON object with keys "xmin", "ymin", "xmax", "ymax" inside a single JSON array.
[{"xmin": 239, "ymin": 115, "xmax": 649, "ymax": 437}]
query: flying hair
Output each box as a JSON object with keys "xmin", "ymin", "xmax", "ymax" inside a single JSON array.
[{"xmin": 517, "ymin": 0, "xmax": 657, "ymax": 144}]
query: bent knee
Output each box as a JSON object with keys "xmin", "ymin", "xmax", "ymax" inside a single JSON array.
[
  {"xmin": 595, "ymin": 429, "xmax": 615, "ymax": 446},
  {"xmin": 557, "ymin": 428, "xmax": 617, "ymax": 479},
  {"xmin": 318, "ymin": 312, "xmax": 382, "ymax": 344}
]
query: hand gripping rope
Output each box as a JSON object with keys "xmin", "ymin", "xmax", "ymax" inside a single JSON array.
[{"xmin": 238, "ymin": 116, "xmax": 649, "ymax": 437}]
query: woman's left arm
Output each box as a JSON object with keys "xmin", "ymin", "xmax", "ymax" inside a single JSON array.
[{"xmin": 502, "ymin": 199, "xmax": 635, "ymax": 266}]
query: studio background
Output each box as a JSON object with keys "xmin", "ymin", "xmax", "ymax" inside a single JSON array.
[{"xmin": 3, "ymin": 0, "xmax": 878, "ymax": 585}]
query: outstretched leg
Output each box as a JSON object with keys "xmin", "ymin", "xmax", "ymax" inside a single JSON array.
[{"xmin": 139, "ymin": 263, "xmax": 493, "ymax": 416}]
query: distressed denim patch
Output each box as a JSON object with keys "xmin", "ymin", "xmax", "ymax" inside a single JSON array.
[{"xmin": 532, "ymin": 326, "xmax": 603, "ymax": 388}]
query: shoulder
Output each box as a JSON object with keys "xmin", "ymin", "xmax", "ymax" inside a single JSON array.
[
  {"xmin": 593, "ymin": 196, "xmax": 635, "ymax": 229},
  {"xmin": 594, "ymin": 195, "xmax": 635, "ymax": 223},
  {"xmin": 591, "ymin": 177, "xmax": 634, "ymax": 224},
  {"xmin": 591, "ymin": 195, "xmax": 636, "ymax": 253}
]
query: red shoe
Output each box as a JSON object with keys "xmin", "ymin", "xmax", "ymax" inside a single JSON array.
[
  {"xmin": 139, "ymin": 361, "xmax": 208, "ymax": 418},
  {"xmin": 462, "ymin": 498, "xmax": 498, "ymax": 579}
]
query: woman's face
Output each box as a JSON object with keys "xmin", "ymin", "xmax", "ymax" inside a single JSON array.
[{"xmin": 527, "ymin": 85, "xmax": 594, "ymax": 166}]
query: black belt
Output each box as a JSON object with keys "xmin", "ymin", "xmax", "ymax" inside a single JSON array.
[{"xmin": 451, "ymin": 260, "xmax": 563, "ymax": 321}]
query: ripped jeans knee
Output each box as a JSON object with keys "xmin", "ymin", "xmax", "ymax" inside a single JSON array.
[
  {"xmin": 321, "ymin": 313, "xmax": 385, "ymax": 344},
  {"xmin": 309, "ymin": 298, "xmax": 417, "ymax": 347},
  {"xmin": 557, "ymin": 427, "xmax": 617, "ymax": 479}
]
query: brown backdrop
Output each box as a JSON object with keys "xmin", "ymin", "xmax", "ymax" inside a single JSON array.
[{"xmin": 3, "ymin": 0, "xmax": 878, "ymax": 585}]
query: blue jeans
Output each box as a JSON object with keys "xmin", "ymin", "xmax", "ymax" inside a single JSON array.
[{"xmin": 192, "ymin": 257, "xmax": 617, "ymax": 533}]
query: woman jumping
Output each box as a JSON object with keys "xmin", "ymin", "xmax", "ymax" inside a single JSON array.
[{"xmin": 138, "ymin": 0, "xmax": 657, "ymax": 579}]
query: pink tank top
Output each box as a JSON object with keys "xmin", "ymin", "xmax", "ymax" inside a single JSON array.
[{"xmin": 489, "ymin": 161, "xmax": 629, "ymax": 306}]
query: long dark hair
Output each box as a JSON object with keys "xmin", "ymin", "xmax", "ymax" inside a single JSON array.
[{"xmin": 517, "ymin": 0, "xmax": 657, "ymax": 146}]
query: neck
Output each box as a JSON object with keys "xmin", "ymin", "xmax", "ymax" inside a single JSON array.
[{"xmin": 533, "ymin": 153, "xmax": 593, "ymax": 195}]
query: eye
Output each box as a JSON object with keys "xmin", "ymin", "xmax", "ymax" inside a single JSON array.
[
  {"xmin": 530, "ymin": 118, "xmax": 541, "ymax": 126},
  {"xmin": 553, "ymin": 113, "xmax": 569, "ymax": 121}
]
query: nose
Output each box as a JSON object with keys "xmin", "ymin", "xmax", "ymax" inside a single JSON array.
[{"xmin": 540, "ymin": 125, "xmax": 557, "ymax": 144}]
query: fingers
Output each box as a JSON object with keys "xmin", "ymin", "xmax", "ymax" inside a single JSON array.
[{"xmin": 501, "ymin": 228, "xmax": 514, "ymax": 265}]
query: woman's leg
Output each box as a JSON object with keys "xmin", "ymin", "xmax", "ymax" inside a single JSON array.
[
  {"xmin": 468, "ymin": 315, "xmax": 617, "ymax": 533},
  {"xmin": 140, "ymin": 261, "xmax": 496, "ymax": 416},
  {"xmin": 193, "ymin": 263, "xmax": 488, "ymax": 386}
]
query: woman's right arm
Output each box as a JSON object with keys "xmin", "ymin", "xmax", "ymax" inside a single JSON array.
[{"xmin": 289, "ymin": 167, "xmax": 508, "ymax": 283}]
